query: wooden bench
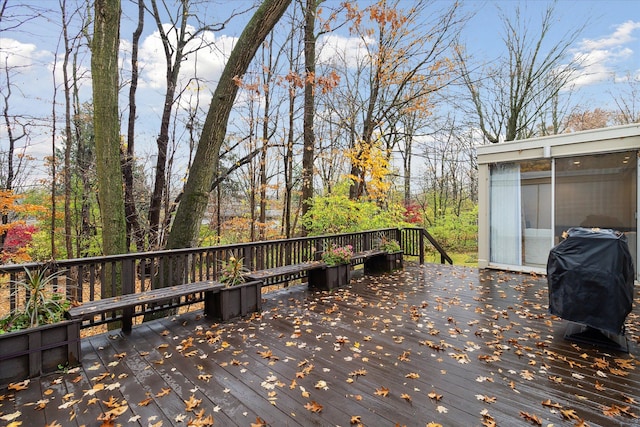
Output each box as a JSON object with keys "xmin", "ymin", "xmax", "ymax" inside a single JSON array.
[
  {"xmin": 352, "ymin": 249, "xmax": 385, "ymax": 264},
  {"xmin": 66, "ymin": 280, "xmax": 225, "ymax": 333},
  {"xmin": 244, "ymin": 261, "xmax": 326, "ymax": 285},
  {"xmin": 244, "ymin": 249, "xmax": 400, "ymax": 286}
]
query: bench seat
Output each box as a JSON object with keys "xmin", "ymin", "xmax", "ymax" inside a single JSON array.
[
  {"xmin": 244, "ymin": 261, "xmax": 325, "ymax": 283},
  {"xmin": 351, "ymin": 249, "xmax": 385, "ymax": 263},
  {"xmin": 66, "ymin": 280, "xmax": 224, "ymax": 332},
  {"xmin": 244, "ymin": 250, "xmax": 393, "ymax": 286}
]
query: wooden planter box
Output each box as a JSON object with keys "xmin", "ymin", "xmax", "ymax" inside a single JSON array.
[
  {"xmin": 0, "ymin": 319, "xmax": 81, "ymax": 386},
  {"xmin": 308, "ymin": 263, "xmax": 351, "ymax": 290},
  {"xmin": 364, "ymin": 251, "xmax": 404, "ymax": 274},
  {"xmin": 206, "ymin": 280, "xmax": 263, "ymax": 322}
]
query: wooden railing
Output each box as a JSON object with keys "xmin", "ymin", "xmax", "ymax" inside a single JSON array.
[{"xmin": 0, "ymin": 227, "xmax": 450, "ymax": 327}]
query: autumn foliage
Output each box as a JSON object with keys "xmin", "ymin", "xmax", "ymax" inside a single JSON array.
[{"xmin": 0, "ymin": 190, "xmax": 46, "ymax": 263}]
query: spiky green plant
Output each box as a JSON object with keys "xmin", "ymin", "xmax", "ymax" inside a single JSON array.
[{"xmin": 0, "ymin": 267, "xmax": 70, "ymax": 332}]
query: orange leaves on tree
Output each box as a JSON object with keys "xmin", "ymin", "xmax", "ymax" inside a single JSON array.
[{"xmin": 0, "ymin": 190, "xmax": 46, "ymax": 263}]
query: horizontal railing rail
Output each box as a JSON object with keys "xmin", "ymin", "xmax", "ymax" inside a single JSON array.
[{"xmin": 0, "ymin": 227, "xmax": 451, "ymax": 328}]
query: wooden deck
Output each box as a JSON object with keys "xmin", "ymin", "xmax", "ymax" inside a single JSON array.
[{"xmin": 1, "ymin": 263, "xmax": 639, "ymax": 426}]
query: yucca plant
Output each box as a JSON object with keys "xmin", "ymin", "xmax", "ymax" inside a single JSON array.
[
  {"xmin": 0, "ymin": 266, "xmax": 70, "ymax": 333},
  {"xmin": 219, "ymin": 257, "xmax": 248, "ymax": 287}
]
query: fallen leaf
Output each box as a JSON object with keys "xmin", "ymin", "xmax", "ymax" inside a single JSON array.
[
  {"xmin": 519, "ymin": 411, "xmax": 542, "ymax": 425},
  {"xmin": 250, "ymin": 416, "xmax": 267, "ymax": 427},
  {"xmin": 185, "ymin": 394, "xmax": 202, "ymax": 411},
  {"xmin": 8, "ymin": 380, "xmax": 29, "ymax": 391},
  {"xmin": 0, "ymin": 411, "xmax": 21, "ymax": 422},
  {"xmin": 560, "ymin": 408, "xmax": 581, "ymax": 420},
  {"xmin": 541, "ymin": 399, "xmax": 562, "ymax": 409},
  {"xmin": 138, "ymin": 397, "xmax": 153, "ymax": 407},
  {"xmin": 315, "ymin": 380, "xmax": 328, "ymax": 390},
  {"xmin": 374, "ymin": 386, "xmax": 389, "ymax": 397},
  {"xmin": 304, "ymin": 400, "xmax": 323, "ymax": 413},
  {"xmin": 155, "ymin": 387, "xmax": 171, "ymax": 397},
  {"xmin": 428, "ymin": 391, "xmax": 443, "ymax": 402}
]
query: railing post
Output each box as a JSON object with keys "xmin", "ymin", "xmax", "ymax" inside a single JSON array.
[
  {"xmin": 419, "ymin": 228, "xmax": 425, "ymax": 265},
  {"xmin": 122, "ymin": 259, "xmax": 135, "ymax": 333},
  {"xmin": 241, "ymin": 246, "xmax": 251, "ymax": 272}
]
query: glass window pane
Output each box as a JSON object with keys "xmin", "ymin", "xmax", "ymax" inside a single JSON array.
[
  {"xmin": 521, "ymin": 160, "xmax": 552, "ymax": 266},
  {"xmin": 490, "ymin": 163, "xmax": 522, "ymax": 265},
  {"xmin": 554, "ymin": 151, "xmax": 637, "ymax": 274}
]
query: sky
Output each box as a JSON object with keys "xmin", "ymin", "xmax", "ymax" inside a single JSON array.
[
  {"xmin": 1, "ymin": 0, "xmax": 639, "ymax": 184},
  {"xmin": 464, "ymin": 1, "xmax": 640, "ymax": 105}
]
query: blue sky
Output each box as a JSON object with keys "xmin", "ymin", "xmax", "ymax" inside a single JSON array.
[
  {"xmin": 464, "ymin": 1, "xmax": 639, "ymax": 104},
  {"xmin": 1, "ymin": 0, "xmax": 639, "ymax": 181}
]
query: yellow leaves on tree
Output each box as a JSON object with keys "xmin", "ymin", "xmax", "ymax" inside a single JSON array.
[{"xmin": 345, "ymin": 139, "xmax": 392, "ymax": 203}]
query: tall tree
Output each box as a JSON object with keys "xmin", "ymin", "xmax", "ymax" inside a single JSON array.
[
  {"xmin": 123, "ymin": 0, "xmax": 145, "ymax": 252},
  {"xmin": 339, "ymin": 0, "xmax": 461, "ymax": 199},
  {"xmin": 91, "ymin": 0, "xmax": 127, "ymax": 269},
  {"xmin": 457, "ymin": 3, "xmax": 585, "ymax": 142},
  {"xmin": 165, "ymin": 0, "xmax": 291, "ymax": 251},
  {"xmin": 300, "ymin": 0, "xmax": 319, "ymax": 230},
  {"xmin": 611, "ymin": 73, "xmax": 640, "ymax": 125}
]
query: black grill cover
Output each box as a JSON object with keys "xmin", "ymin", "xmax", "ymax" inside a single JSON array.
[{"xmin": 547, "ymin": 227, "xmax": 635, "ymax": 335}]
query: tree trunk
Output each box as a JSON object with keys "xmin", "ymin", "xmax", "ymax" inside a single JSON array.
[
  {"xmin": 148, "ymin": 0, "xmax": 189, "ymax": 249},
  {"xmin": 92, "ymin": 0, "xmax": 127, "ymax": 293},
  {"xmin": 165, "ymin": 0, "xmax": 291, "ymax": 254},
  {"xmin": 123, "ymin": 0, "xmax": 145, "ymax": 252},
  {"xmin": 61, "ymin": 0, "xmax": 73, "ymax": 259},
  {"xmin": 283, "ymin": 83, "xmax": 295, "ymax": 238},
  {"xmin": 300, "ymin": 0, "xmax": 317, "ymax": 229}
]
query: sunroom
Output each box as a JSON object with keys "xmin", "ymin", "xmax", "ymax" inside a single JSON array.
[{"xmin": 477, "ymin": 123, "xmax": 639, "ymax": 280}]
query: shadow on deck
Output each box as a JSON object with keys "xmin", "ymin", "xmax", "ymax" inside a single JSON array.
[{"xmin": 1, "ymin": 263, "xmax": 639, "ymax": 426}]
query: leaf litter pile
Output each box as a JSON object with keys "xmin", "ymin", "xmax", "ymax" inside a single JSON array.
[{"xmin": 1, "ymin": 264, "xmax": 639, "ymax": 426}]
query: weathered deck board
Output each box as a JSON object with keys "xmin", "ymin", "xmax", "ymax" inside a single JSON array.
[{"xmin": 1, "ymin": 263, "xmax": 639, "ymax": 426}]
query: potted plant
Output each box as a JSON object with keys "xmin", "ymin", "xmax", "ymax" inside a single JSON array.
[
  {"xmin": 379, "ymin": 238, "xmax": 401, "ymax": 253},
  {"xmin": 0, "ymin": 266, "xmax": 81, "ymax": 386},
  {"xmin": 308, "ymin": 244, "xmax": 354, "ymax": 290},
  {"xmin": 366, "ymin": 237, "xmax": 404, "ymax": 274},
  {"xmin": 207, "ymin": 257, "xmax": 262, "ymax": 321}
]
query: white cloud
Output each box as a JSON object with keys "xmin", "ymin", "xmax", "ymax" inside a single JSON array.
[
  {"xmin": 571, "ymin": 20, "xmax": 640, "ymax": 88},
  {"xmin": 138, "ymin": 24, "xmax": 237, "ymax": 91},
  {"xmin": 317, "ymin": 34, "xmax": 375, "ymax": 68},
  {"xmin": 0, "ymin": 38, "xmax": 52, "ymax": 68},
  {"xmin": 579, "ymin": 20, "xmax": 640, "ymax": 51}
]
